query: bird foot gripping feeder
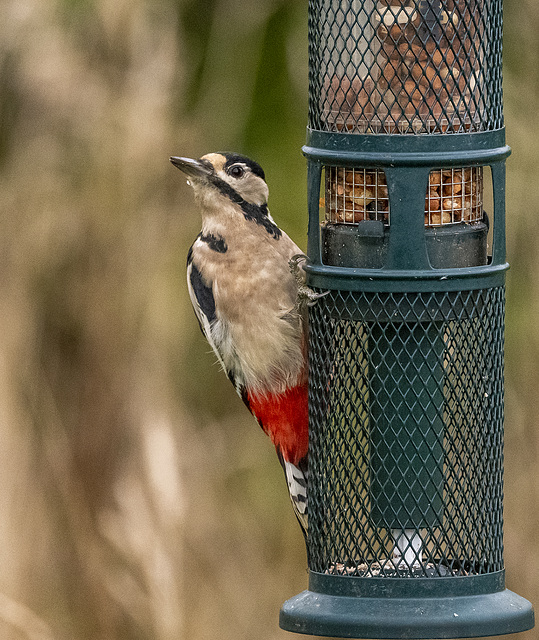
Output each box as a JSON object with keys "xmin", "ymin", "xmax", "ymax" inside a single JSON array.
[{"xmin": 280, "ymin": 0, "xmax": 535, "ymax": 637}]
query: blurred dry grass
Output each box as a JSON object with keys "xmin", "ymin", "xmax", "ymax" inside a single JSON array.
[{"xmin": 0, "ymin": 0, "xmax": 537, "ymax": 639}]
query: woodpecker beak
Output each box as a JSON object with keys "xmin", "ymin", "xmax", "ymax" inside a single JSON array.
[{"xmin": 170, "ymin": 156, "xmax": 213, "ymax": 179}]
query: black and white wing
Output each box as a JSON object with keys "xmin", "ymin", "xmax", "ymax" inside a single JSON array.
[{"xmin": 186, "ymin": 246, "xmax": 227, "ymax": 373}]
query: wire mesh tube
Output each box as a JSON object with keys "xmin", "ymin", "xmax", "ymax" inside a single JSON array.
[
  {"xmin": 309, "ymin": 0, "xmax": 502, "ymax": 134},
  {"xmin": 307, "ymin": 289, "xmax": 504, "ymax": 578}
]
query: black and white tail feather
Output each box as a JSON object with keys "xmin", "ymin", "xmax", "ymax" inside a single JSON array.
[{"xmin": 279, "ymin": 453, "xmax": 308, "ymax": 536}]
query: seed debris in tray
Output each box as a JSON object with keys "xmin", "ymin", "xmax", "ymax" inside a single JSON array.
[{"xmin": 326, "ymin": 560, "xmax": 458, "ymax": 577}]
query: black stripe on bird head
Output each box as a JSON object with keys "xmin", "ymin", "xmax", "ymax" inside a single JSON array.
[
  {"xmin": 206, "ymin": 165, "xmax": 281, "ymax": 240},
  {"xmin": 222, "ymin": 153, "xmax": 265, "ymax": 181}
]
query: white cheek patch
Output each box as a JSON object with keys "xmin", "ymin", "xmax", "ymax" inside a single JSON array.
[
  {"xmin": 237, "ymin": 176, "xmax": 269, "ymax": 207},
  {"xmin": 215, "ymin": 170, "xmax": 269, "ymax": 207}
]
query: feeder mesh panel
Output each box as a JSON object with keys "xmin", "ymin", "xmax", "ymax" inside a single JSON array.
[
  {"xmin": 308, "ymin": 0, "xmax": 504, "ymax": 134},
  {"xmin": 307, "ymin": 286, "xmax": 505, "ymax": 577}
]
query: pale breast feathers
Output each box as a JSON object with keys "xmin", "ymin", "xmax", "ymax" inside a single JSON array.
[{"xmin": 187, "ymin": 230, "xmax": 305, "ymax": 395}]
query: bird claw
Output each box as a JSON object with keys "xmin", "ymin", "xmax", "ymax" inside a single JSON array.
[
  {"xmin": 302, "ymin": 287, "xmax": 330, "ymax": 306},
  {"xmin": 289, "ymin": 254, "xmax": 307, "ymax": 287},
  {"xmin": 289, "ymin": 254, "xmax": 330, "ymax": 307}
]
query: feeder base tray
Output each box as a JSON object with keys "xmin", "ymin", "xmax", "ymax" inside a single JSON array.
[{"xmin": 280, "ymin": 571, "xmax": 534, "ymax": 639}]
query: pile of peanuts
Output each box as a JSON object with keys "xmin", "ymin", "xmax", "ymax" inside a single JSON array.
[
  {"xmin": 325, "ymin": 167, "xmax": 482, "ymax": 227},
  {"xmin": 374, "ymin": 1, "xmax": 472, "ymax": 130},
  {"xmin": 322, "ymin": 0, "xmax": 479, "ymax": 133},
  {"xmin": 425, "ymin": 168, "xmax": 482, "ymax": 225},
  {"xmin": 325, "ymin": 168, "xmax": 389, "ymax": 224}
]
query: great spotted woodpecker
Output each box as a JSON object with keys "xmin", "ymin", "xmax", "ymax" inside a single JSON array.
[{"xmin": 171, "ymin": 152, "xmax": 311, "ymax": 535}]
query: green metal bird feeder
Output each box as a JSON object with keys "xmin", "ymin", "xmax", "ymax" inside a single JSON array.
[{"xmin": 280, "ymin": 0, "xmax": 535, "ymax": 637}]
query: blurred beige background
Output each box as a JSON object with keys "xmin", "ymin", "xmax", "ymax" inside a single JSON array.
[{"xmin": 0, "ymin": 0, "xmax": 536, "ymax": 639}]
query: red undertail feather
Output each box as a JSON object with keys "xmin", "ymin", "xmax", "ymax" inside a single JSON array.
[{"xmin": 246, "ymin": 383, "xmax": 308, "ymax": 465}]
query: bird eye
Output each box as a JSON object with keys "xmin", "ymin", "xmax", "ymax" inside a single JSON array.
[{"xmin": 228, "ymin": 164, "xmax": 245, "ymax": 178}]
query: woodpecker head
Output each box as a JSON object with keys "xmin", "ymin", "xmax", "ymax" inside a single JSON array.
[
  {"xmin": 171, "ymin": 152, "xmax": 281, "ymax": 239},
  {"xmin": 170, "ymin": 152, "xmax": 269, "ymax": 208}
]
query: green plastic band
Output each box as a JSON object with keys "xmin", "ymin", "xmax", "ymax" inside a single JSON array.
[
  {"xmin": 304, "ymin": 129, "xmax": 511, "ymax": 167},
  {"xmin": 303, "ymin": 261, "xmax": 508, "ymax": 293},
  {"xmin": 309, "ymin": 570, "xmax": 506, "ymax": 599}
]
